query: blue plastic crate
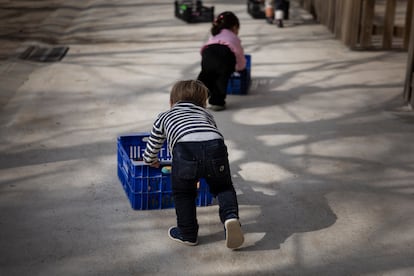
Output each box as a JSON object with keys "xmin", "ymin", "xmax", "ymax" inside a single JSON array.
[
  {"xmin": 120, "ymin": 169, "xmax": 211, "ymax": 210},
  {"xmin": 118, "ymin": 164, "xmax": 174, "ymax": 209},
  {"xmin": 227, "ymin": 54, "xmax": 251, "ymax": 95},
  {"xmin": 117, "ymin": 133, "xmax": 213, "ymax": 210}
]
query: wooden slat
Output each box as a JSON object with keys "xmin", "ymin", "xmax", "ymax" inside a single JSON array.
[
  {"xmin": 303, "ymin": 0, "xmax": 312, "ymax": 11},
  {"xmin": 327, "ymin": 0, "xmax": 336, "ymax": 32},
  {"xmin": 404, "ymin": 0, "xmax": 414, "ymax": 49},
  {"xmin": 340, "ymin": 0, "xmax": 352, "ymax": 45},
  {"xmin": 404, "ymin": 0, "xmax": 414, "ymax": 103},
  {"xmin": 335, "ymin": 0, "xmax": 344, "ymax": 39},
  {"xmin": 411, "ymin": 72, "xmax": 414, "ymax": 87},
  {"xmin": 342, "ymin": 0, "xmax": 362, "ymax": 48},
  {"xmin": 316, "ymin": 0, "xmax": 323, "ymax": 23},
  {"xmin": 319, "ymin": 0, "xmax": 325, "ymax": 26},
  {"xmin": 383, "ymin": 0, "xmax": 397, "ymax": 49},
  {"xmin": 360, "ymin": 0, "xmax": 375, "ymax": 48}
]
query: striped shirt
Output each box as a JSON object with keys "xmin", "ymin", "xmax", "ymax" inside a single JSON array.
[{"xmin": 143, "ymin": 101, "xmax": 223, "ymax": 164}]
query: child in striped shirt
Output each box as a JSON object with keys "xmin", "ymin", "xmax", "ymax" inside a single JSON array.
[{"xmin": 143, "ymin": 80, "xmax": 244, "ymax": 249}]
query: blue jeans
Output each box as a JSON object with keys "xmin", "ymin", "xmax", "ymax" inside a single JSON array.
[{"xmin": 172, "ymin": 139, "xmax": 239, "ymax": 240}]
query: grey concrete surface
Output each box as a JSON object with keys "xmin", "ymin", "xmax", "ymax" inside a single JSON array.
[{"xmin": 1, "ymin": 0, "xmax": 414, "ymax": 275}]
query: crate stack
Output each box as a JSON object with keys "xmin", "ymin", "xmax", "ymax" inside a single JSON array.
[{"xmin": 247, "ymin": 0, "xmax": 266, "ymax": 19}]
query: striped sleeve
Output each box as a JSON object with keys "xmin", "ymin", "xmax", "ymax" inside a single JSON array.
[{"xmin": 143, "ymin": 113, "xmax": 167, "ymax": 164}]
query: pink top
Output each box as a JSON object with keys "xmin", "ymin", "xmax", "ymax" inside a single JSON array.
[{"xmin": 201, "ymin": 29, "xmax": 246, "ymax": 71}]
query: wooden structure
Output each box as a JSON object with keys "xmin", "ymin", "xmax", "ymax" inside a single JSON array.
[
  {"xmin": 296, "ymin": 0, "xmax": 414, "ymax": 105},
  {"xmin": 296, "ymin": 0, "xmax": 413, "ymax": 50}
]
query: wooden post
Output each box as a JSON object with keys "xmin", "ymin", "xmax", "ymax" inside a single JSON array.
[
  {"xmin": 360, "ymin": 0, "xmax": 375, "ymax": 48},
  {"xmin": 404, "ymin": 0, "xmax": 414, "ymax": 105},
  {"xmin": 303, "ymin": 0, "xmax": 312, "ymax": 11},
  {"xmin": 404, "ymin": 0, "xmax": 414, "ymax": 49},
  {"xmin": 327, "ymin": 0, "xmax": 337, "ymax": 32},
  {"xmin": 341, "ymin": 0, "xmax": 362, "ymax": 48},
  {"xmin": 335, "ymin": 0, "xmax": 344, "ymax": 39},
  {"xmin": 383, "ymin": 0, "xmax": 397, "ymax": 49},
  {"xmin": 315, "ymin": 0, "xmax": 322, "ymax": 23}
]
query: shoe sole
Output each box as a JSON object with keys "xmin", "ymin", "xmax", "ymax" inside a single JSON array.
[
  {"xmin": 168, "ymin": 227, "xmax": 198, "ymax": 246},
  {"xmin": 225, "ymin": 219, "xmax": 244, "ymax": 249}
]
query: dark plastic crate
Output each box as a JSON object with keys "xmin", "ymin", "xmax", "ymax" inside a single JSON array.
[
  {"xmin": 117, "ymin": 133, "xmax": 213, "ymax": 210},
  {"xmin": 227, "ymin": 54, "xmax": 251, "ymax": 95},
  {"xmin": 175, "ymin": 0, "xmax": 214, "ymax": 23},
  {"xmin": 247, "ymin": 0, "xmax": 266, "ymax": 19}
]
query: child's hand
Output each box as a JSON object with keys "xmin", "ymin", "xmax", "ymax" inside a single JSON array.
[{"xmin": 149, "ymin": 160, "xmax": 160, "ymax": 168}]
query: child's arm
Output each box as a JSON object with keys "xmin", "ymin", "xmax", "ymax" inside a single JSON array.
[
  {"xmin": 143, "ymin": 134, "xmax": 164, "ymax": 167},
  {"xmin": 143, "ymin": 117, "xmax": 166, "ymax": 167},
  {"xmin": 147, "ymin": 160, "xmax": 160, "ymax": 168}
]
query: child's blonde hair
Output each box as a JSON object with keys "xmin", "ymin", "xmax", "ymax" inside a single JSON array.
[{"xmin": 170, "ymin": 80, "xmax": 209, "ymax": 107}]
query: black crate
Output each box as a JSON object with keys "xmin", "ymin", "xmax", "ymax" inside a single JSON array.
[
  {"xmin": 175, "ymin": 0, "xmax": 214, "ymax": 23},
  {"xmin": 247, "ymin": 0, "xmax": 265, "ymax": 19}
]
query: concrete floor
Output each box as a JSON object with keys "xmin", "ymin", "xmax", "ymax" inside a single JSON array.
[{"xmin": 1, "ymin": 0, "xmax": 414, "ymax": 275}]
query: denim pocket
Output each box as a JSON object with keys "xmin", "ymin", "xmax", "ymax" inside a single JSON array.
[
  {"xmin": 174, "ymin": 159, "xmax": 198, "ymax": 180},
  {"xmin": 209, "ymin": 157, "xmax": 230, "ymax": 178}
]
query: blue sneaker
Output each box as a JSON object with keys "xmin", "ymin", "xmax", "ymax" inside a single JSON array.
[
  {"xmin": 224, "ymin": 218, "xmax": 244, "ymax": 249},
  {"xmin": 168, "ymin": 227, "xmax": 198, "ymax": 246}
]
